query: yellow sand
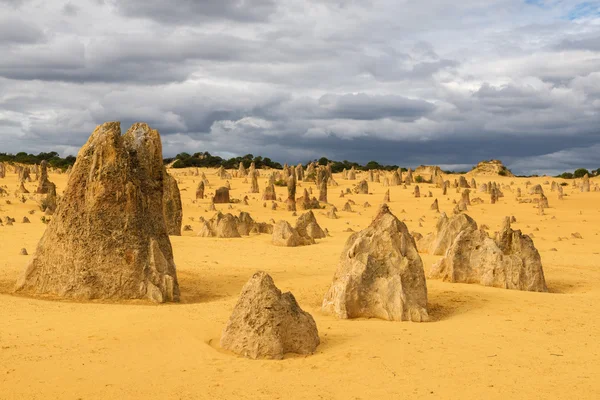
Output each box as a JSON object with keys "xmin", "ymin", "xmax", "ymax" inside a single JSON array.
[{"xmin": 1, "ymin": 168, "xmax": 599, "ymax": 400}]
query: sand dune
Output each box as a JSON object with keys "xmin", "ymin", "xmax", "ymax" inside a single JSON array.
[{"xmin": 1, "ymin": 168, "xmax": 599, "ymax": 399}]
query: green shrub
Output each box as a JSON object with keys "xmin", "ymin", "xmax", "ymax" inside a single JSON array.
[{"xmin": 573, "ymin": 168, "xmax": 590, "ymax": 178}]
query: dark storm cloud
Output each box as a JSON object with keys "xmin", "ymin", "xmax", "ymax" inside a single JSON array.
[
  {"xmin": 0, "ymin": 0, "xmax": 599, "ymax": 175},
  {"xmin": 317, "ymin": 93, "xmax": 435, "ymax": 120}
]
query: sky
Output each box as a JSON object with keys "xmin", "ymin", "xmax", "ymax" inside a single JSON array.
[{"xmin": 0, "ymin": 0, "xmax": 599, "ymax": 175}]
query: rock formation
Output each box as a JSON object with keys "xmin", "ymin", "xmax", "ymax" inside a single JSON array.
[
  {"xmin": 198, "ymin": 211, "xmax": 272, "ymax": 238},
  {"xmin": 213, "ymin": 187, "xmax": 230, "ymax": 204},
  {"xmin": 196, "ymin": 181, "xmax": 205, "ymax": 200},
  {"xmin": 430, "ymin": 217, "xmax": 547, "ymax": 292},
  {"xmin": 163, "ymin": 172, "xmax": 183, "ymax": 236},
  {"xmin": 415, "ymin": 165, "xmax": 443, "ymax": 182},
  {"xmin": 528, "ymin": 184, "xmax": 544, "ymax": 195},
  {"xmin": 250, "ymin": 171, "xmax": 259, "ymax": 194},
  {"xmin": 295, "ymin": 210, "xmax": 326, "ymax": 239},
  {"xmin": 286, "ymin": 174, "xmax": 297, "ymax": 211},
  {"xmin": 461, "ymin": 189, "xmax": 471, "ymax": 206},
  {"xmin": 342, "ymin": 201, "xmax": 353, "ymax": 212},
  {"xmin": 40, "ymin": 182, "xmax": 58, "ymax": 215},
  {"xmin": 490, "ymin": 187, "xmax": 499, "ymax": 204},
  {"xmin": 318, "ymin": 171, "xmax": 328, "ymax": 203},
  {"xmin": 217, "ymin": 166, "xmax": 231, "ymax": 179},
  {"xmin": 262, "ymin": 183, "xmax": 277, "ymax": 201},
  {"xmin": 353, "ymin": 180, "xmax": 368, "ymax": 194},
  {"xmin": 418, "ymin": 212, "xmax": 477, "ymax": 255},
  {"xmin": 327, "ymin": 208, "xmax": 338, "ymax": 219},
  {"xmin": 17, "ymin": 181, "xmax": 29, "ymax": 194},
  {"xmin": 469, "ymin": 160, "xmax": 514, "ymax": 177},
  {"xmin": 458, "ymin": 176, "xmax": 470, "ymax": 188},
  {"xmin": 404, "ymin": 168, "xmax": 413, "ymax": 185},
  {"xmin": 295, "ymin": 164, "xmax": 304, "ymax": 181},
  {"xmin": 220, "ymin": 271, "xmax": 319, "ymax": 359},
  {"xmin": 347, "ymin": 167, "xmax": 356, "ymax": 180},
  {"xmin": 390, "ymin": 171, "xmax": 401, "ymax": 186},
  {"xmin": 35, "ymin": 161, "xmax": 54, "ymax": 194},
  {"xmin": 238, "ymin": 163, "xmax": 247, "ymax": 178},
  {"xmin": 15, "ymin": 122, "xmax": 179, "ymax": 302},
  {"xmin": 581, "ymin": 174, "xmax": 590, "ymax": 192},
  {"xmin": 322, "ymin": 204, "xmax": 428, "ymax": 321},
  {"xmin": 18, "ymin": 166, "xmax": 31, "ymax": 183},
  {"xmin": 538, "ymin": 193, "xmax": 549, "ymax": 209},
  {"xmin": 272, "ymin": 220, "xmax": 315, "ymax": 247}
]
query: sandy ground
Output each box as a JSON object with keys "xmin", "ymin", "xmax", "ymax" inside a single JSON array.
[{"xmin": 1, "ymin": 167, "xmax": 599, "ymax": 400}]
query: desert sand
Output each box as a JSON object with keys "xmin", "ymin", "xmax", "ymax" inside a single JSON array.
[{"xmin": 1, "ymin": 166, "xmax": 599, "ymax": 399}]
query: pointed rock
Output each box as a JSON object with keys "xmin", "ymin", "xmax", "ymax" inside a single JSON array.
[
  {"xmin": 220, "ymin": 271, "xmax": 319, "ymax": 359},
  {"xmin": 15, "ymin": 122, "xmax": 179, "ymax": 302},
  {"xmin": 322, "ymin": 204, "xmax": 428, "ymax": 321}
]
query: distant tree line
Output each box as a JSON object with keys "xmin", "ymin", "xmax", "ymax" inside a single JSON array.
[
  {"xmin": 0, "ymin": 152, "xmax": 76, "ymax": 170},
  {"xmin": 314, "ymin": 157, "xmax": 405, "ymax": 173},
  {"xmin": 166, "ymin": 153, "xmax": 407, "ymax": 172},
  {"xmin": 5, "ymin": 150, "xmax": 598, "ymax": 178},
  {"xmin": 165, "ymin": 152, "xmax": 283, "ymax": 170},
  {"xmin": 556, "ymin": 168, "xmax": 599, "ymax": 179}
]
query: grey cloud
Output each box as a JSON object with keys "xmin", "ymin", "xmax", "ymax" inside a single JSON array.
[
  {"xmin": 0, "ymin": 17, "xmax": 45, "ymax": 44},
  {"xmin": 62, "ymin": 2, "xmax": 78, "ymax": 16},
  {"xmin": 0, "ymin": 0, "xmax": 599, "ymax": 174},
  {"xmin": 0, "ymin": 0, "xmax": 28, "ymax": 7},
  {"xmin": 473, "ymin": 83, "xmax": 553, "ymax": 112},
  {"xmin": 317, "ymin": 93, "xmax": 435, "ymax": 120},
  {"xmin": 110, "ymin": 0, "xmax": 277, "ymax": 24},
  {"xmin": 554, "ymin": 35, "xmax": 600, "ymax": 52}
]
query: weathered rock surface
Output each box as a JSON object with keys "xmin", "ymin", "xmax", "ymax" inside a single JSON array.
[
  {"xmin": 196, "ymin": 181, "xmax": 205, "ymax": 199},
  {"xmin": 213, "ymin": 187, "xmax": 230, "ymax": 204},
  {"xmin": 272, "ymin": 220, "xmax": 315, "ymax": 247},
  {"xmin": 353, "ymin": 180, "xmax": 368, "ymax": 194},
  {"xmin": 295, "ymin": 210, "xmax": 326, "ymax": 239},
  {"xmin": 430, "ymin": 217, "xmax": 547, "ymax": 292},
  {"xmin": 198, "ymin": 211, "xmax": 272, "ymax": 238},
  {"xmin": 163, "ymin": 172, "xmax": 183, "ymax": 236},
  {"xmin": 220, "ymin": 271, "xmax": 320, "ymax": 359},
  {"xmin": 418, "ymin": 213, "xmax": 478, "ymax": 255},
  {"xmin": 35, "ymin": 161, "xmax": 54, "ymax": 194},
  {"xmin": 15, "ymin": 122, "xmax": 180, "ymax": 302},
  {"xmin": 469, "ymin": 160, "xmax": 514, "ymax": 177},
  {"xmin": 322, "ymin": 204, "xmax": 428, "ymax": 321}
]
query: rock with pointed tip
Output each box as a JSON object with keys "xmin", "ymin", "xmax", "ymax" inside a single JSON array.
[
  {"xmin": 295, "ymin": 210, "xmax": 326, "ymax": 239},
  {"xmin": 322, "ymin": 204, "xmax": 428, "ymax": 321},
  {"xmin": 15, "ymin": 122, "xmax": 179, "ymax": 302},
  {"xmin": 220, "ymin": 271, "xmax": 319, "ymax": 359},
  {"xmin": 430, "ymin": 217, "xmax": 547, "ymax": 292},
  {"xmin": 272, "ymin": 220, "xmax": 314, "ymax": 247},
  {"xmin": 163, "ymin": 172, "xmax": 183, "ymax": 236}
]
